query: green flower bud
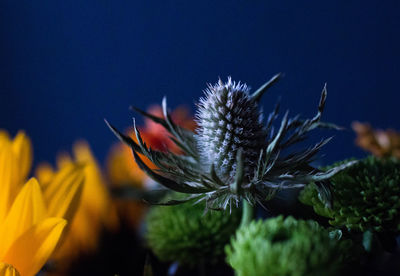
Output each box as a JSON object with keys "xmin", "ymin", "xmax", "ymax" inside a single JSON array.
[
  {"xmin": 145, "ymin": 198, "xmax": 241, "ymax": 266},
  {"xmin": 226, "ymin": 216, "xmax": 348, "ymax": 276},
  {"xmin": 300, "ymin": 156, "xmax": 400, "ymax": 232}
]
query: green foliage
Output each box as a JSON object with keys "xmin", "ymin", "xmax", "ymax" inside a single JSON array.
[
  {"xmin": 300, "ymin": 156, "xmax": 400, "ymax": 232},
  {"xmin": 226, "ymin": 216, "xmax": 348, "ymax": 276},
  {"xmin": 145, "ymin": 198, "xmax": 241, "ymax": 266}
]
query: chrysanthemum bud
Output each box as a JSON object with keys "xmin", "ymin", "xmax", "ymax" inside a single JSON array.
[
  {"xmin": 196, "ymin": 78, "xmax": 266, "ymax": 180},
  {"xmin": 146, "ymin": 196, "xmax": 241, "ymax": 266},
  {"xmin": 226, "ymin": 216, "xmax": 351, "ymax": 276},
  {"xmin": 300, "ymin": 156, "xmax": 400, "ymax": 232}
]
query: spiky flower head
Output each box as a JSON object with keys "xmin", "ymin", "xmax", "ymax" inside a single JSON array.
[
  {"xmin": 196, "ymin": 77, "xmax": 266, "ymax": 181},
  {"xmin": 300, "ymin": 156, "xmax": 400, "ymax": 232},
  {"xmin": 225, "ymin": 216, "xmax": 350, "ymax": 276},
  {"xmin": 107, "ymin": 74, "xmax": 355, "ymax": 210},
  {"xmin": 145, "ymin": 196, "xmax": 241, "ymax": 266}
]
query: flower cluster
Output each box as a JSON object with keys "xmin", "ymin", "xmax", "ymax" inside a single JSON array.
[
  {"xmin": 0, "ymin": 131, "xmax": 84, "ymax": 275},
  {"xmin": 145, "ymin": 194, "xmax": 241, "ymax": 266},
  {"xmin": 226, "ymin": 216, "xmax": 350, "ymax": 276},
  {"xmin": 300, "ymin": 156, "xmax": 400, "ymax": 232}
]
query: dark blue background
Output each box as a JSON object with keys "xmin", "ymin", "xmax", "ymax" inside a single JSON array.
[{"xmin": 1, "ymin": 1, "xmax": 399, "ymax": 166}]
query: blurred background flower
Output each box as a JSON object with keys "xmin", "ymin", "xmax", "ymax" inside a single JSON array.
[
  {"xmin": 36, "ymin": 141, "xmax": 119, "ymax": 274},
  {"xmin": 0, "ymin": 130, "xmax": 84, "ymax": 275},
  {"xmin": 352, "ymin": 122, "xmax": 400, "ymax": 158},
  {"xmin": 106, "ymin": 105, "xmax": 196, "ymax": 229}
]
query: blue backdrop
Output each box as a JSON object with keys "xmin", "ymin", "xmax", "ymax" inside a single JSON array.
[{"xmin": 1, "ymin": 1, "xmax": 399, "ymax": 166}]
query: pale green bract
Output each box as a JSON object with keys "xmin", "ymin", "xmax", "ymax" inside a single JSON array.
[{"xmin": 106, "ymin": 74, "xmax": 356, "ymax": 211}]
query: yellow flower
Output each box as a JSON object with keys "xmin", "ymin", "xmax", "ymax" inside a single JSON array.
[
  {"xmin": 0, "ymin": 130, "xmax": 81, "ymax": 276},
  {"xmin": 36, "ymin": 141, "xmax": 118, "ymax": 266}
]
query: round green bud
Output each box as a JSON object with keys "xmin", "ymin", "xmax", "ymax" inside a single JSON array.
[
  {"xmin": 300, "ymin": 156, "xmax": 400, "ymax": 232},
  {"xmin": 145, "ymin": 199, "xmax": 241, "ymax": 266},
  {"xmin": 226, "ymin": 216, "xmax": 347, "ymax": 276}
]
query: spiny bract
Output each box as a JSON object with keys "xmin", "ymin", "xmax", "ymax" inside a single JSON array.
[
  {"xmin": 300, "ymin": 156, "xmax": 400, "ymax": 232},
  {"xmin": 225, "ymin": 216, "xmax": 350, "ymax": 276},
  {"xmin": 107, "ymin": 74, "xmax": 355, "ymax": 210}
]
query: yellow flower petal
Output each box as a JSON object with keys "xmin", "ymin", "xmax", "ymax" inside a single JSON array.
[
  {"xmin": 34, "ymin": 163, "xmax": 55, "ymax": 191},
  {"xmin": 11, "ymin": 131, "xmax": 32, "ymax": 183},
  {"xmin": 44, "ymin": 163, "xmax": 85, "ymax": 222},
  {"xmin": 56, "ymin": 153, "xmax": 73, "ymax": 169},
  {"xmin": 3, "ymin": 217, "xmax": 67, "ymax": 276},
  {"xmin": 0, "ymin": 131, "xmax": 10, "ymax": 148},
  {"xmin": 0, "ymin": 263, "xmax": 20, "ymax": 276},
  {"xmin": 74, "ymin": 141, "xmax": 119, "ymax": 230},
  {"xmin": 0, "ymin": 144, "xmax": 19, "ymax": 222},
  {"xmin": 0, "ymin": 178, "xmax": 47, "ymax": 259}
]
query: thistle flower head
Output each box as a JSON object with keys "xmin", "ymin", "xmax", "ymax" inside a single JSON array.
[
  {"xmin": 107, "ymin": 74, "xmax": 355, "ymax": 210},
  {"xmin": 196, "ymin": 77, "xmax": 266, "ymax": 181}
]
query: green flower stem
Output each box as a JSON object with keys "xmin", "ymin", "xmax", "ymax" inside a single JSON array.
[{"xmin": 240, "ymin": 200, "xmax": 254, "ymax": 227}]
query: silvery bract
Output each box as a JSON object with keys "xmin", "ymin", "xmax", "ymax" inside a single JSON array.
[{"xmin": 107, "ymin": 74, "xmax": 355, "ymax": 210}]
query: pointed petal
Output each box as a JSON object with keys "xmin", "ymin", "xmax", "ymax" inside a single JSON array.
[
  {"xmin": 0, "ymin": 263, "xmax": 20, "ymax": 276},
  {"xmin": 0, "ymin": 178, "xmax": 47, "ymax": 259},
  {"xmin": 34, "ymin": 162, "xmax": 55, "ymax": 190},
  {"xmin": 3, "ymin": 217, "xmax": 67, "ymax": 276},
  {"xmin": 11, "ymin": 131, "xmax": 33, "ymax": 183},
  {"xmin": 0, "ymin": 143, "xmax": 19, "ymax": 222},
  {"xmin": 0, "ymin": 130, "xmax": 10, "ymax": 147},
  {"xmin": 44, "ymin": 163, "xmax": 85, "ymax": 222}
]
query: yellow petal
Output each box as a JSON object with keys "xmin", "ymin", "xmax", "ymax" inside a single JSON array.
[
  {"xmin": 0, "ymin": 178, "xmax": 47, "ymax": 259},
  {"xmin": 3, "ymin": 217, "xmax": 67, "ymax": 276},
  {"xmin": 11, "ymin": 131, "xmax": 32, "ymax": 183},
  {"xmin": 0, "ymin": 263, "xmax": 20, "ymax": 276},
  {"xmin": 0, "ymin": 130, "xmax": 10, "ymax": 148},
  {"xmin": 34, "ymin": 162, "xmax": 55, "ymax": 191},
  {"xmin": 44, "ymin": 163, "xmax": 85, "ymax": 222},
  {"xmin": 0, "ymin": 143, "xmax": 19, "ymax": 222},
  {"xmin": 56, "ymin": 153, "xmax": 73, "ymax": 169},
  {"xmin": 73, "ymin": 141, "xmax": 118, "ymax": 230}
]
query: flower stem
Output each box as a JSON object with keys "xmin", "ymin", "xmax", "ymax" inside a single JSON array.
[{"xmin": 240, "ymin": 200, "xmax": 254, "ymax": 227}]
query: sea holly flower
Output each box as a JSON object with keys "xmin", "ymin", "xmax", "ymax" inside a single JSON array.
[{"xmin": 107, "ymin": 74, "xmax": 355, "ymax": 210}]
